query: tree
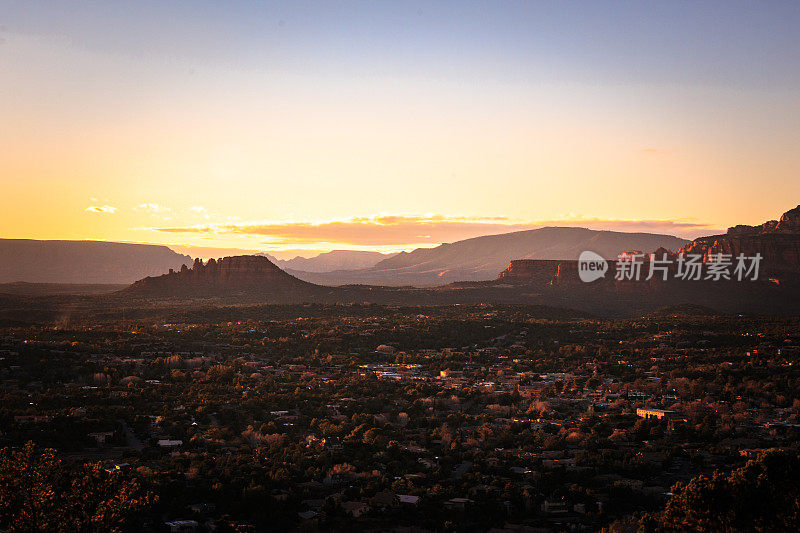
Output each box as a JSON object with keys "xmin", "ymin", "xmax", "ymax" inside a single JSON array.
[
  {"xmin": 0, "ymin": 442, "xmax": 155, "ymax": 532},
  {"xmin": 643, "ymin": 451, "xmax": 800, "ymax": 532}
]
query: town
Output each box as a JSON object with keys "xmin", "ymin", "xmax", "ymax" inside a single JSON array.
[{"xmin": 1, "ymin": 304, "xmax": 798, "ymax": 531}]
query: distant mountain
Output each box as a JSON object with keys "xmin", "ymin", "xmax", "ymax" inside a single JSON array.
[
  {"xmin": 0, "ymin": 282, "xmax": 127, "ymax": 296},
  {"xmin": 0, "ymin": 239, "xmax": 192, "ymax": 284},
  {"xmin": 258, "ymin": 250, "xmax": 394, "ymax": 273},
  {"xmin": 95, "ymin": 250, "xmax": 800, "ymax": 316},
  {"xmin": 288, "ymin": 227, "xmax": 689, "ymax": 286},
  {"xmin": 114, "ymin": 208, "xmax": 800, "ymax": 315}
]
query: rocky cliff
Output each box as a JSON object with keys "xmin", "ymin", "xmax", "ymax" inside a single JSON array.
[
  {"xmin": 497, "ymin": 259, "xmax": 617, "ymax": 287},
  {"xmin": 679, "ymin": 205, "xmax": 800, "ymax": 277},
  {"xmin": 123, "ymin": 255, "xmax": 324, "ymax": 301},
  {"xmin": 496, "ymin": 260, "xmax": 564, "ymax": 286}
]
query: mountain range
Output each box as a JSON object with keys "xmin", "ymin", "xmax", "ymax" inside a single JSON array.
[
  {"xmin": 0, "ymin": 227, "xmax": 686, "ymax": 286},
  {"xmin": 117, "ymin": 205, "xmax": 800, "ymax": 316},
  {"xmin": 287, "ymin": 227, "xmax": 689, "ymax": 286},
  {"xmin": 259, "ymin": 250, "xmax": 394, "ymax": 273},
  {"xmin": 2, "ymin": 205, "xmax": 800, "ymax": 317}
]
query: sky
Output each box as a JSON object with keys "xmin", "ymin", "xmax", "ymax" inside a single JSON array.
[{"xmin": 2, "ymin": 1, "xmax": 799, "ymax": 258}]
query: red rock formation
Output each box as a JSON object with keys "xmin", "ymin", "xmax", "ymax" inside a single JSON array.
[
  {"xmin": 679, "ymin": 205, "xmax": 800, "ymax": 277},
  {"xmin": 497, "ymin": 260, "xmax": 614, "ymax": 286},
  {"xmin": 123, "ymin": 255, "xmax": 321, "ymax": 300},
  {"xmin": 777, "ymin": 205, "xmax": 800, "ymax": 232},
  {"xmin": 496, "ymin": 260, "xmax": 563, "ymax": 285},
  {"xmin": 650, "ymin": 247, "xmax": 678, "ymax": 262}
]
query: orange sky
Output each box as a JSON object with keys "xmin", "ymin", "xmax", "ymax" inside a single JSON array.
[{"xmin": 1, "ymin": 4, "xmax": 798, "ymax": 258}]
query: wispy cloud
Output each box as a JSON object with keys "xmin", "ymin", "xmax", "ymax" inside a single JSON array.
[
  {"xmin": 154, "ymin": 215, "xmax": 526, "ymax": 246},
  {"xmin": 638, "ymin": 147, "xmax": 668, "ymax": 155},
  {"xmin": 187, "ymin": 205, "xmax": 213, "ymax": 220},
  {"xmin": 85, "ymin": 205, "xmax": 117, "ymax": 214},
  {"xmin": 544, "ymin": 217, "xmax": 720, "ymax": 239},
  {"xmin": 135, "ymin": 203, "xmax": 171, "ymax": 213},
  {"xmin": 148, "ymin": 214, "xmax": 719, "ymax": 246}
]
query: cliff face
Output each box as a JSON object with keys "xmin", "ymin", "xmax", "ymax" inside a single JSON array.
[
  {"xmin": 178, "ymin": 255, "xmax": 298, "ymax": 284},
  {"xmin": 496, "ymin": 260, "xmax": 563, "ymax": 286},
  {"xmin": 123, "ymin": 255, "xmax": 321, "ymax": 300},
  {"xmin": 679, "ymin": 205, "xmax": 800, "ymax": 276},
  {"xmin": 497, "ymin": 259, "xmax": 616, "ymax": 287}
]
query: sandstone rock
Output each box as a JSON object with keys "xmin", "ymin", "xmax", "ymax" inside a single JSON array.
[
  {"xmin": 123, "ymin": 255, "xmax": 319, "ymax": 301},
  {"xmin": 777, "ymin": 205, "xmax": 800, "ymax": 232},
  {"xmin": 680, "ymin": 205, "xmax": 800, "ymax": 277},
  {"xmin": 496, "ymin": 260, "xmax": 562, "ymax": 285},
  {"xmin": 650, "ymin": 247, "xmax": 678, "ymax": 261}
]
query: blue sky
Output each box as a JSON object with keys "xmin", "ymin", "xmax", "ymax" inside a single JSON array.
[{"xmin": 5, "ymin": 1, "xmax": 798, "ymax": 87}]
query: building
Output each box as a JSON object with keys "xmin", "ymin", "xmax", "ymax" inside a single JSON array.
[
  {"xmin": 164, "ymin": 520, "xmax": 199, "ymax": 532},
  {"xmin": 342, "ymin": 501, "xmax": 370, "ymax": 518},
  {"xmin": 636, "ymin": 408, "xmax": 676, "ymax": 420}
]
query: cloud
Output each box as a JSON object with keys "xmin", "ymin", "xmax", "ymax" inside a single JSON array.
[
  {"xmin": 153, "ymin": 215, "xmax": 527, "ymax": 246},
  {"xmin": 85, "ymin": 205, "xmax": 117, "ymax": 214},
  {"xmin": 188, "ymin": 205, "xmax": 212, "ymax": 220},
  {"xmin": 135, "ymin": 203, "xmax": 171, "ymax": 213},
  {"xmin": 149, "ymin": 214, "xmax": 720, "ymax": 246},
  {"xmin": 547, "ymin": 218, "xmax": 721, "ymax": 239}
]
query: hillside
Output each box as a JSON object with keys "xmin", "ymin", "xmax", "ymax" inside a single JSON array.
[
  {"xmin": 0, "ymin": 239, "xmax": 192, "ymax": 284},
  {"xmin": 289, "ymin": 227, "xmax": 688, "ymax": 286},
  {"xmin": 121, "ymin": 255, "xmax": 331, "ymax": 302}
]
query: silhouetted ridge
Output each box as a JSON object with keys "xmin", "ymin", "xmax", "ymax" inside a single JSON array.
[
  {"xmin": 0, "ymin": 239, "xmax": 191, "ymax": 284},
  {"xmin": 122, "ymin": 255, "xmax": 321, "ymax": 301}
]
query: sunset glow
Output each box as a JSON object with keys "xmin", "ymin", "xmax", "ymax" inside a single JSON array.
[
  {"xmin": 2, "ymin": 1, "xmax": 799, "ymax": 256},
  {"xmin": 3, "ymin": 5, "xmax": 800, "ymax": 531}
]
